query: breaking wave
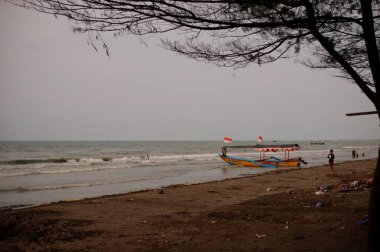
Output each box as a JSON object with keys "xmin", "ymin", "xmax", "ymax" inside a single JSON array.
[
  {"xmin": 0, "ymin": 153, "xmax": 219, "ymax": 178},
  {"xmin": 0, "ymin": 174, "xmax": 181, "ymax": 194},
  {"xmin": 0, "ymin": 153, "xmax": 218, "ymax": 166}
]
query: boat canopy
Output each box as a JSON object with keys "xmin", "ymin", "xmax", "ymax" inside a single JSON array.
[{"xmin": 222, "ymin": 144, "xmax": 300, "ymax": 152}]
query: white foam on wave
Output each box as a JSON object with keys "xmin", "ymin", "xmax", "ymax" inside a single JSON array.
[
  {"xmin": 0, "ymin": 158, "xmax": 185, "ymax": 178},
  {"xmin": 0, "ymin": 166, "xmax": 107, "ymax": 178},
  {"xmin": 343, "ymin": 146, "xmax": 378, "ymax": 149},
  {"xmin": 112, "ymin": 156, "xmax": 143, "ymax": 163},
  {"xmin": 153, "ymin": 153, "xmax": 218, "ymax": 162},
  {"xmin": 78, "ymin": 158, "xmax": 104, "ymax": 163},
  {"xmin": 0, "ymin": 173, "xmax": 183, "ymax": 193}
]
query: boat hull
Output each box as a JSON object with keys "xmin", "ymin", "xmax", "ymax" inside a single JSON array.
[{"xmin": 219, "ymin": 154, "xmax": 302, "ymax": 168}]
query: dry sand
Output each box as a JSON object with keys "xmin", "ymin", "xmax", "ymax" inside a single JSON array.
[{"xmin": 0, "ymin": 159, "xmax": 376, "ymax": 252}]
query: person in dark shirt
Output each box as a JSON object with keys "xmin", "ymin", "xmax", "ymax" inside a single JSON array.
[
  {"xmin": 327, "ymin": 149, "xmax": 335, "ymax": 172},
  {"xmin": 222, "ymin": 147, "xmax": 227, "ymax": 156}
]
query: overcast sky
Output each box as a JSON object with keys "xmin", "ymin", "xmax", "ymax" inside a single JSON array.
[{"xmin": 0, "ymin": 1, "xmax": 379, "ymax": 141}]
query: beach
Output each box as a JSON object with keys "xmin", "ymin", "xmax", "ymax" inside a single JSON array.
[
  {"xmin": 0, "ymin": 158, "xmax": 376, "ymax": 252},
  {"xmin": 1, "ymin": 140, "xmax": 378, "ymax": 209}
]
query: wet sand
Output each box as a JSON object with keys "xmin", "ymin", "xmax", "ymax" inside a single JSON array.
[{"xmin": 0, "ymin": 159, "xmax": 376, "ymax": 252}]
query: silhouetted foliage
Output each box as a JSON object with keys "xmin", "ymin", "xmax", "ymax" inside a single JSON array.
[{"xmin": 9, "ymin": 0, "xmax": 379, "ymax": 108}]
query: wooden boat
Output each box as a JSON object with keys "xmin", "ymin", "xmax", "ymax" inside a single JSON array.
[
  {"xmin": 310, "ymin": 141, "xmax": 325, "ymax": 145},
  {"xmin": 218, "ymin": 144, "xmax": 306, "ymax": 168}
]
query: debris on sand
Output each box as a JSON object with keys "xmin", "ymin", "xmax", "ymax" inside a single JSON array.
[
  {"xmin": 356, "ymin": 220, "xmax": 369, "ymax": 225},
  {"xmin": 256, "ymin": 234, "xmax": 267, "ymax": 238},
  {"xmin": 337, "ymin": 178, "xmax": 373, "ymax": 193}
]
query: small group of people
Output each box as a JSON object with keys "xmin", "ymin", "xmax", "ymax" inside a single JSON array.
[
  {"xmin": 352, "ymin": 149, "xmax": 365, "ymax": 159},
  {"xmin": 352, "ymin": 149, "xmax": 358, "ymax": 159},
  {"xmin": 327, "ymin": 149, "xmax": 365, "ymax": 171}
]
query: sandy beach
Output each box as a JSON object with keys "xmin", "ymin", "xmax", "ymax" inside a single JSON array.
[{"xmin": 0, "ymin": 159, "xmax": 376, "ymax": 252}]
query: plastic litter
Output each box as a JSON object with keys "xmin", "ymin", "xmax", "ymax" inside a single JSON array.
[
  {"xmin": 315, "ymin": 201, "xmax": 323, "ymax": 208},
  {"xmin": 356, "ymin": 220, "xmax": 369, "ymax": 225},
  {"xmin": 256, "ymin": 234, "xmax": 267, "ymax": 238},
  {"xmin": 338, "ymin": 178, "xmax": 373, "ymax": 192}
]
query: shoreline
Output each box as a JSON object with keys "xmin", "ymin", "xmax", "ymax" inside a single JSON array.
[
  {"xmin": 0, "ymin": 158, "xmax": 376, "ymax": 251},
  {"xmin": 0, "ymin": 158, "xmax": 375, "ymax": 211}
]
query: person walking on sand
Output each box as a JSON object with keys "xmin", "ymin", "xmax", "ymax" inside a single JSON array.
[{"xmin": 327, "ymin": 149, "xmax": 335, "ymax": 172}]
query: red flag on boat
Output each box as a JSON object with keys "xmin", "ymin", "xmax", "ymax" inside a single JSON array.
[
  {"xmin": 224, "ymin": 137, "xmax": 233, "ymax": 143},
  {"xmin": 258, "ymin": 135, "xmax": 263, "ymax": 142}
]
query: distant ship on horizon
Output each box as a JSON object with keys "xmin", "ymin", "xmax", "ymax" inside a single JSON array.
[{"xmin": 310, "ymin": 141, "xmax": 325, "ymax": 145}]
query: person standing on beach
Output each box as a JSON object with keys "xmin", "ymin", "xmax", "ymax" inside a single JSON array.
[
  {"xmin": 222, "ymin": 147, "xmax": 227, "ymax": 156},
  {"xmin": 327, "ymin": 149, "xmax": 335, "ymax": 172},
  {"xmin": 352, "ymin": 149, "xmax": 356, "ymax": 159}
]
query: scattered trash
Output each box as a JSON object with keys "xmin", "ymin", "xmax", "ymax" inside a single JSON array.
[
  {"xmin": 356, "ymin": 220, "xmax": 369, "ymax": 225},
  {"xmin": 256, "ymin": 234, "xmax": 267, "ymax": 238},
  {"xmin": 314, "ymin": 184, "xmax": 333, "ymax": 195},
  {"xmin": 284, "ymin": 225, "xmax": 289, "ymax": 229},
  {"xmin": 319, "ymin": 184, "xmax": 326, "ymax": 191},
  {"xmin": 337, "ymin": 184, "xmax": 350, "ymax": 192},
  {"xmin": 320, "ymin": 184, "xmax": 333, "ymax": 191},
  {"xmin": 350, "ymin": 180, "xmax": 359, "ymax": 188},
  {"xmin": 315, "ymin": 201, "xmax": 323, "ymax": 208},
  {"xmin": 338, "ymin": 178, "xmax": 373, "ymax": 193},
  {"xmin": 211, "ymin": 221, "xmax": 216, "ymax": 224},
  {"xmin": 267, "ymin": 188, "xmax": 272, "ymax": 192},
  {"xmin": 314, "ymin": 200, "xmax": 331, "ymax": 208}
]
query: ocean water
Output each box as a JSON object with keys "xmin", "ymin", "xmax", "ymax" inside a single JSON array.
[{"xmin": 0, "ymin": 140, "xmax": 378, "ymax": 209}]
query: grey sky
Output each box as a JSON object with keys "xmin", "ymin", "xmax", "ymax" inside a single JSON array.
[{"xmin": 0, "ymin": 1, "xmax": 378, "ymax": 141}]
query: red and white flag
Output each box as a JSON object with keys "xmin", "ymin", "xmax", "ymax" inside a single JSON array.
[
  {"xmin": 258, "ymin": 135, "xmax": 263, "ymax": 142},
  {"xmin": 224, "ymin": 137, "xmax": 233, "ymax": 143}
]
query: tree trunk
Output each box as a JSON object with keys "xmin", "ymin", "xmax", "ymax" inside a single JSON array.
[{"xmin": 368, "ymin": 147, "xmax": 380, "ymax": 252}]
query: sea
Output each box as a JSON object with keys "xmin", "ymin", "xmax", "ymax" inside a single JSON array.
[{"xmin": 0, "ymin": 140, "xmax": 378, "ymax": 209}]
